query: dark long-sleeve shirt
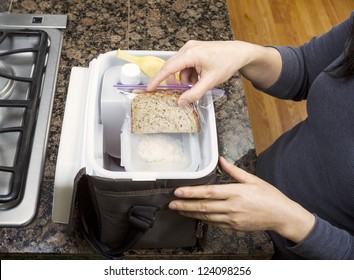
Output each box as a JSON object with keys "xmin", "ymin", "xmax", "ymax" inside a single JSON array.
[{"xmin": 255, "ymin": 11, "xmax": 354, "ymax": 259}]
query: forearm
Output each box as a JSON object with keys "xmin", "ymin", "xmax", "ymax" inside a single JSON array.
[
  {"xmin": 289, "ymin": 216, "xmax": 354, "ymax": 259},
  {"xmin": 239, "ymin": 44, "xmax": 282, "ymax": 89}
]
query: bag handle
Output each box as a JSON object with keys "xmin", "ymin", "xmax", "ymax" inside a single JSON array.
[
  {"xmin": 82, "ymin": 203, "xmax": 158, "ymax": 259},
  {"xmin": 76, "ymin": 175, "xmax": 158, "ymax": 259}
]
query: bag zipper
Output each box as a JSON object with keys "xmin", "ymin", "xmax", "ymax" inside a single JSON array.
[{"xmin": 196, "ymin": 220, "xmax": 204, "ymax": 239}]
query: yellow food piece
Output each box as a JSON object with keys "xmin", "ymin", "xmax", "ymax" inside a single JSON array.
[{"xmin": 116, "ymin": 49, "xmax": 166, "ymax": 79}]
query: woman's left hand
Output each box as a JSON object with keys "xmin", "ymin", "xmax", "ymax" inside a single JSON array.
[{"xmin": 169, "ymin": 157, "xmax": 316, "ymax": 243}]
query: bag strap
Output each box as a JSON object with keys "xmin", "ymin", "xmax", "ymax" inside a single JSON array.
[
  {"xmin": 85, "ymin": 205, "xmax": 158, "ymax": 260},
  {"xmin": 76, "ymin": 175, "xmax": 158, "ymax": 259}
]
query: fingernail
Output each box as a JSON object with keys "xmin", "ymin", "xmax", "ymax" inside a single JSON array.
[
  {"xmin": 146, "ymin": 83, "xmax": 153, "ymax": 91},
  {"xmin": 174, "ymin": 189, "xmax": 184, "ymax": 197},
  {"xmin": 178, "ymin": 98, "xmax": 189, "ymax": 107},
  {"xmin": 169, "ymin": 202, "xmax": 177, "ymax": 210}
]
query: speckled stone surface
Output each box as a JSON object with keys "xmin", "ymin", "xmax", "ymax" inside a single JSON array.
[{"xmin": 0, "ymin": 0, "xmax": 273, "ymax": 259}]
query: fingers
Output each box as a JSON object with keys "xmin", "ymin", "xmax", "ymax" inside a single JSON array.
[
  {"xmin": 147, "ymin": 48, "xmax": 193, "ymax": 91},
  {"xmin": 177, "ymin": 75, "xmax": 215, "ymax": 105},
  {"xmin": 219, "ymin": 156, "xmax": 259, "ymax": 184},
  {"xmin": 173, "ymin": 184, "xmax": 232, "ymax": 200},
  {"xmin": 169, "ymin": 198, "xmax": 231, "ymax": 214},
  {"xmin": 147, "ymin": 40, "xmax": 215, "ymax": 104},
  {"xmin": 146, "ymin": 64, "xmax": 178, "ymax": 91},
  {"xmin": 170, "ymin": 198, "xmax": 236, "ymax": 231},
  {"xmin": 169, "ymin": 184, "xmax": 237, "ymax": 221},
  {"xmin": 169, "ymin": 158, "xmax": 259, "ymax": 202},
  {"xmin": 169, "ymin": 199, "xmax": 233, "ymax": 229}
]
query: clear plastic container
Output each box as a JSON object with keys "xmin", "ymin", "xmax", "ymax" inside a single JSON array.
[{"xmin": 121, "ymin": 131, "xmax": 201, "ymax": 172}]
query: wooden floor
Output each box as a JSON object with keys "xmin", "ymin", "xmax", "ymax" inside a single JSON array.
[{"xmin": 226, "ymin": 0, "xmax": 354, "ymax": 154}]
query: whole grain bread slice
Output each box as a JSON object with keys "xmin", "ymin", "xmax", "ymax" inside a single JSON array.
[{"xmin": 131, "ymin": 90, "xmax": 200, "ymax": 133}]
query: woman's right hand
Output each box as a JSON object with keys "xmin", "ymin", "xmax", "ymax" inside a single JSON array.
[{"xmin": 147, "ymin": 40, "xmax": 261, "ymax": 105}]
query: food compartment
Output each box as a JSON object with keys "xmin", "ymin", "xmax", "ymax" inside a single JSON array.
[
  {"xmin": 85, "ymin": 50, "xmax": 218, "ymax": 180},
  {"xmin": 121, "ymin": 132, "xmax": 201, "ymax": 172}
]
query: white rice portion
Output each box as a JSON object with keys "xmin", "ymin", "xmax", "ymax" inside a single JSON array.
[{"xmin": 137, "ymin": 134, "xmax": 186, "ymax": 163}]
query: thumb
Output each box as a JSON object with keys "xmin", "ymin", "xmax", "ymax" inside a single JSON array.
[
  {"xmin": 219, "ymin": 156, "xmax": 258, "ymax": 184},
  {"xmin": 178, "ymin": 76, "xmax": 215, "ymax": 105}
]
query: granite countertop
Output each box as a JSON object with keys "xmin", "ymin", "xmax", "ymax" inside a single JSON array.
[{"xmin": 0, "ymin": 0, "xmax": 273, "ymax": 259}]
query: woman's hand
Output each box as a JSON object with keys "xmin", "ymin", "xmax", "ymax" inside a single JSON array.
[
  {"xmin": 147, "ymin": 40, "xmax": 282, "ymax": 105},
  {"xmin": 169, "ymin": 157, "xmax": 315, "ymax": 244},
  {"xmin": 147, "ymin": 40, "xmax": 257, "ymax": 105}
]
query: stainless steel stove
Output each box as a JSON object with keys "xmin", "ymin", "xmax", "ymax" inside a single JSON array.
[{"xmin": 0, "ymin": 13, "xmax": 67, "ymax": 226}]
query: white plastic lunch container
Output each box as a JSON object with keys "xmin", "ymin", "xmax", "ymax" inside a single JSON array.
[{"xmin": 52, "ymin": 50, "xmax": 219, "ymax": 224}]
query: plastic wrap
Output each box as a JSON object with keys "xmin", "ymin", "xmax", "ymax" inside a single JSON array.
[{"xmin": 113, "ymin": 84, "xmax": 225, "ymax": 134}]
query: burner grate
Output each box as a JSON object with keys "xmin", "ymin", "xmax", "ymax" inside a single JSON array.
[{"xmin": 0, "ymin": 29, "xmax": 49, "ymax": 205}]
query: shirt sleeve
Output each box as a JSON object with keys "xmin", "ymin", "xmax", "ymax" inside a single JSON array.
[
  {"xmin": 258, "ymin": 11, "xmax": 353, "ymax": 101},
  {"xmin": 288, "ymin": 215, "xmax": 354, "ymax": 259}
]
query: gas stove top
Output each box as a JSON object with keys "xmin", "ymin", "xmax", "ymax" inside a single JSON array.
[{"xmin": 0, "ymin": 14, "xmax": 67, "ymax": 226}]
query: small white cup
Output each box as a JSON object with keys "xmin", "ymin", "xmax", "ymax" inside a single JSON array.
[{"xmin": 120, "ymin": 63, "xmax": 141, "ymax": 85}]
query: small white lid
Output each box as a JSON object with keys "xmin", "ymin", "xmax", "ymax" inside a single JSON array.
[{"xmin": 120, "ymin": 63, "xmax": 141, "ymax": 85}]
